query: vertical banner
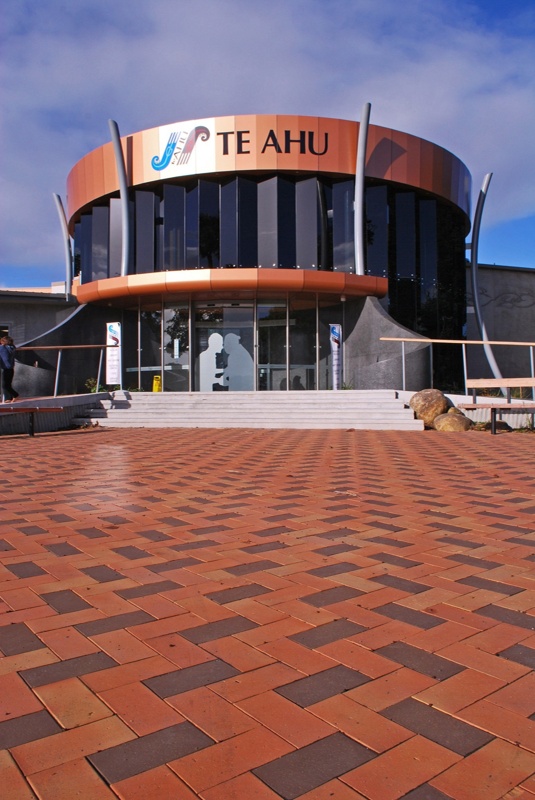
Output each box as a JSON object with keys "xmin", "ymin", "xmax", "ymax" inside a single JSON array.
[
  {"xmin": 106, "ymin": 322, "xmax": 122, "ymax": 387},
  {"xmin": 329, "ymin": 323, "xmax": 342, "ymax": 390}
]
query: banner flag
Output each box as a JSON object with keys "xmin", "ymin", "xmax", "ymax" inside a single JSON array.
[
  {"xmin": 329, "ymin": 323, "xmax": 342, "ymax": 390},
  {"xmin": 106, "ymin": 322, "xmax": 122, "ymax": 386}
]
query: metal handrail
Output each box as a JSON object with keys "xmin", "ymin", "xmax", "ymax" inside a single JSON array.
[
  {"xmin": 15, "ymin": 344, "xmax": 118, "ymax": 398},
  {"xmin": 380, "ymin": 337, "xmax": 535, "ymax": 395}
]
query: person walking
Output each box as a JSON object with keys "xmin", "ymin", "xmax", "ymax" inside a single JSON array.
[{"xmin": 0, "ymin": 336, "xmax": 19, "ymax": 402}]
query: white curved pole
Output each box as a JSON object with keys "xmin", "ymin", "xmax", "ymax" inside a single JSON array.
[
  {"xmin": 470, "ymin": 173, "xmax": 503, "ymax": 382},
  {"xmin": 354, "ymin": 102, "xmax": 371, "ymax": 275},
  {"xmin": 53, "ymin": 193, "xmax": 73, "ymax": 297},
  {"xmin": 108, "ymin": 119, "xmax": 130, "ymax": 277}
]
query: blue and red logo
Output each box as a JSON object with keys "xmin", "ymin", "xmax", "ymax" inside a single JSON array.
[{"xmin": 151, "ymin": 126, "xmax": 210, "ymax": 171}]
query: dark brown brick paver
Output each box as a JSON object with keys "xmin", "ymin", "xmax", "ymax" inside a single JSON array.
[{"xmin": 1, "ymin": 426, "xmax": 535, "ymax": 798}]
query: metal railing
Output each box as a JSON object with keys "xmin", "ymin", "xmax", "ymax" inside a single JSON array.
[
  {"xmin": 380, "ymin": 337, "xmax": 535, "ymax": 396},
  {"xmin": 16, "ymin": 344, "xmax": 118, "ymax": 397}
]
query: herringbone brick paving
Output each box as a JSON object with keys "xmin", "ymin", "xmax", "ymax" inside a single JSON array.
[{"xmin": 0, "ymin": 427, "xmax": 534, "ymax": 799}]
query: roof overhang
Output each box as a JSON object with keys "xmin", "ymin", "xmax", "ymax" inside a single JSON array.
[{"xmin": 76, "ymin": 268, "xmax": 388, "ymax": 306}]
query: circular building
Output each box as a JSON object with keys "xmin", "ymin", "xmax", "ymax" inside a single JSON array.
[{"xmin": 66, "ymin": 114, "xmax": 471, "ymax": 392}]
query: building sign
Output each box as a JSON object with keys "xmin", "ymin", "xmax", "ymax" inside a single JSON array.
[
  {"xmin": 106, "ymin": 322, "xmax": 122, "ymax": 386},
  {"xmin": 330, "ymin": 323, "xmax": 342, "ymax": 390},
  {"xmin": 149, "ymin": 115, "xmax": 340, "ymax": 179}
]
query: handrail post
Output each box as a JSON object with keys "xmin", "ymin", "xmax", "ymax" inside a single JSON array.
[
  {"xmin": 429, "ymin": 344, "xmax": 433, "ymax": 388},
  {"xmin": 401, "ymin": 341, "xmax": 406, "ymax": 391},
  {"xmin": 462, "ymin": 343, "xmax": 468, "ymax": 395},
  {"xmin": 96, "ymin": 348, "xmax": 104, "ymax": 393},
  {"xmin": 530, "ymin": 345, "xmax": 535, "ymax": 400},
  {"xmin": 54, "ymin": 350, "xmax": 63, "ymax": 397}
]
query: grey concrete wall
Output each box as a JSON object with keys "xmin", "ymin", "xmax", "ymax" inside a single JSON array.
[
  {"xmin": 466, "ymin": 264, "xmax": 535, "ymax": 377},
  {"xmin": 343, "ymin": 297, "xmax": 432, "ymax": 390}
]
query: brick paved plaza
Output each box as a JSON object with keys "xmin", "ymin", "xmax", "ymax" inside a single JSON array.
[{"xmin": 1, "ymin": 427, "xmax": 534, "ymax": 799}]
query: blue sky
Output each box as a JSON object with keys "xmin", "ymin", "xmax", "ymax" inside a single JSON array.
[{"xmin": 1, "ymin": 0, "xmax": 533, "ymax": 288}]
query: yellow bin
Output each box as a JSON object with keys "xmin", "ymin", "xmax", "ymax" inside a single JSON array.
[{"xmin": 152, "ymin": 375, "xmax": 162, "ymax": 392}]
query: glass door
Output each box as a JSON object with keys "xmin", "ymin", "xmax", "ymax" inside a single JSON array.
[
  {"xmin": 257, "ymin": 303, "xmax": 287, "ymax": 390},
  {"xmin": 163, "ymin": 304, "xmax": 190, "ymax": 391},
  {"xmin": 195, "ymin": 303, "xmax": 254, "ymax": 391}
]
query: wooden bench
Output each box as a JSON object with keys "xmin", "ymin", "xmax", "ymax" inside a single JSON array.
[
  {"xmin": 0, "ymin": 406, "xmax": 65, "ymax": 436},
  {"xmin": 459, "ymin": 378, "xmax": 535, "ymax": 434}
]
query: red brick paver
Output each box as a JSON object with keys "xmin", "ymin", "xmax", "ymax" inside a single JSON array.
[{"xmin": 1, "ymin": 427, "xmax": 534, "ymax": 799}]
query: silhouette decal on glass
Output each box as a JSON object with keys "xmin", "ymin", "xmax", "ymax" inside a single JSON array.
[
  {"xmin": 199, "ymin": 333, "xmax": 225, "ymax": 391},
  {"xmin": 222, "ymin": 333, "xmax": 254, "ymax": 391}
]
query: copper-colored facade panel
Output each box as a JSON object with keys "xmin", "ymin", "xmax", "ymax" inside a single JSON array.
[
  {"xmin": 419, "ymin": 139, "xmax": 435, "ymax": 194},
  {"xmin": 138, "ymin": 128, "xmax": 160, "ymax": 186},
  {"xmin": 165, "ymin": 270, "xmax": 212, "ymax": 294},
  {"xmin": 102, "ymin": 142, "xmax": 119, "ymax": 198},
  {"xmin": 405, "ymin": 135, "xmax": 422, "ymax": 191},
  {"xmin": 258, "ymin": 269, "xmax": 305, "ymax": 293},
  {"xmin": 66, "ymin": 160, "xmax": 86, "ymax": 220},
  {"xmin": 88, "ymin": 148, "xmax": 105, "ymax": 207},
  {"xmin": 317, "ymin": 116, "xmax": 339, "ymax": 174},
  {"xmin": 225, "ymin": 114, "xmax": 257, "ymax": 172},
  {"xmin": 76, "ymin": 276, "xmax": 128, "ymax": 303},
  {"xmin": 302, "ymin": 270, "xmax": 346, "ymax": 295},
  {"xmin": 390, "ymin": 130, "xmax": 410, "ymax": 186},
  {"xmin": 213, "ymin": 115, "xmax": 237, "ymax": 173},
  {"xmin": 76, "ymin": 269, "xmax": 387, "ymax": 305},
  {"xmin": 210, "ymin": 268, "xmax": 258, "ymax": 293},
  {"xmin": 254, "ymin": 115, "xmax": 281, "ymax": 172},
  {"xmin": 366, "ymin": 126, "xmax": 394, "ymax": 181},
  {"xmin": 66, "ymin": 114, "xmax": 471, "ymax": 227}
]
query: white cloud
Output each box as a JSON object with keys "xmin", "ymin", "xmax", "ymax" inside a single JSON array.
[{"xmin": 1, "ymin": 0, "xmax": 533, "ymax": 282}]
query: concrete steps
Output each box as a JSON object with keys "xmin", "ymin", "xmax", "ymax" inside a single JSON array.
[{"xmin": 73, "ymin": 390, "xmax": 424, "ymax": 430}]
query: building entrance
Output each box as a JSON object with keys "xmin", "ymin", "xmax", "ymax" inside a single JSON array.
[
  {"xmin": 125, "ymin": 297, "xmax": 340, "ymax": 392},
  {"xmin": 195, "ymin": 304, "xmax": 254, "ymax": 391}
]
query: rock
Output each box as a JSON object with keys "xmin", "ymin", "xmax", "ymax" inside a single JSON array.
[
  {"xmin": 434, "ymin": 413, "xmax": 472, "ymax": 431},
  {"xmin": 482, "ymin": 420, "xmax": 512, "ymax": 433},
  {"xmin": 409, "ymin": 389, "xmax": 449, "ymax": 427}
]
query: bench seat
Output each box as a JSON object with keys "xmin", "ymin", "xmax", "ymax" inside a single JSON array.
[{"xmin": 0, "ymin": 407, "xmax": 65, "ymax": 436}]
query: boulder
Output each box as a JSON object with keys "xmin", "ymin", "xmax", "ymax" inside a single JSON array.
[
  {"xmin": 409, "ymin": 389, "xmax": 449, "ymax": 428},
  {"xmin": 434, "ymin": 413, "xmax": 472, "ymax": 431}
]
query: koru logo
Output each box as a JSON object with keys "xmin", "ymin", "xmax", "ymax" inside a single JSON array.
[{"xmin": 151, "ymin": 126, "xmax": 210, "ymax": 171}]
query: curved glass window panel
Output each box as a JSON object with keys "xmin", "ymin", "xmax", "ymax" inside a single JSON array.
[
  {"xmin": 135, "ymin": 191, "xmax": 157, "ymax": 273},
  {"xmin": 109, "ymin": 198, "xmax": 122, "ymax": 277},
  {"xmin": 186, "ymin": 182, "xmax": 199, "ymax": 268},
  {"xmin": 317, "ymin": 181, "xmax": 332, "ymax": 271},
  {"xmin": 257, "ymin": 177, "xmax": 278, "ymax": 268},
  {"xmin": 296, "ymin": 178, "xmax": 318, "ymax": 270},
  {"xmin": 332, "ymin": 180, "xmax": 354, "ymax": 272},
  {"xmin": 199, "ymin": 180, "xmax": 220, "ymax": 268},
  {"xmin": 395, "ymin": 192, "xmax": 416, "ymax": 279},
  {"xmin": 79, "ymin": 215, "xmax": 92, "ymax": 284},
  {"xmin": 220, "ymin": 179, "xmax": 238, "ymax": 267},
  {"xmin": 278, "ymin": 177, "xmax": 296, "ymax": 268},
  {"xmin": 238, "ymin": 178, "xmax": 258, "ymax": 267},
  {"xmin": 163, "ymin": 185, "xmax": 186, "ymax": 270},
  {"xmin": 365, "ymin": 185, "xmax": 388, "ymax": 278}
]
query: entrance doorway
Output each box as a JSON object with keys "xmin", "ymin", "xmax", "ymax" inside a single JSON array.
[{"xmin": 195, "ymin": 304, "xmax": 254, "ymax": 391}]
